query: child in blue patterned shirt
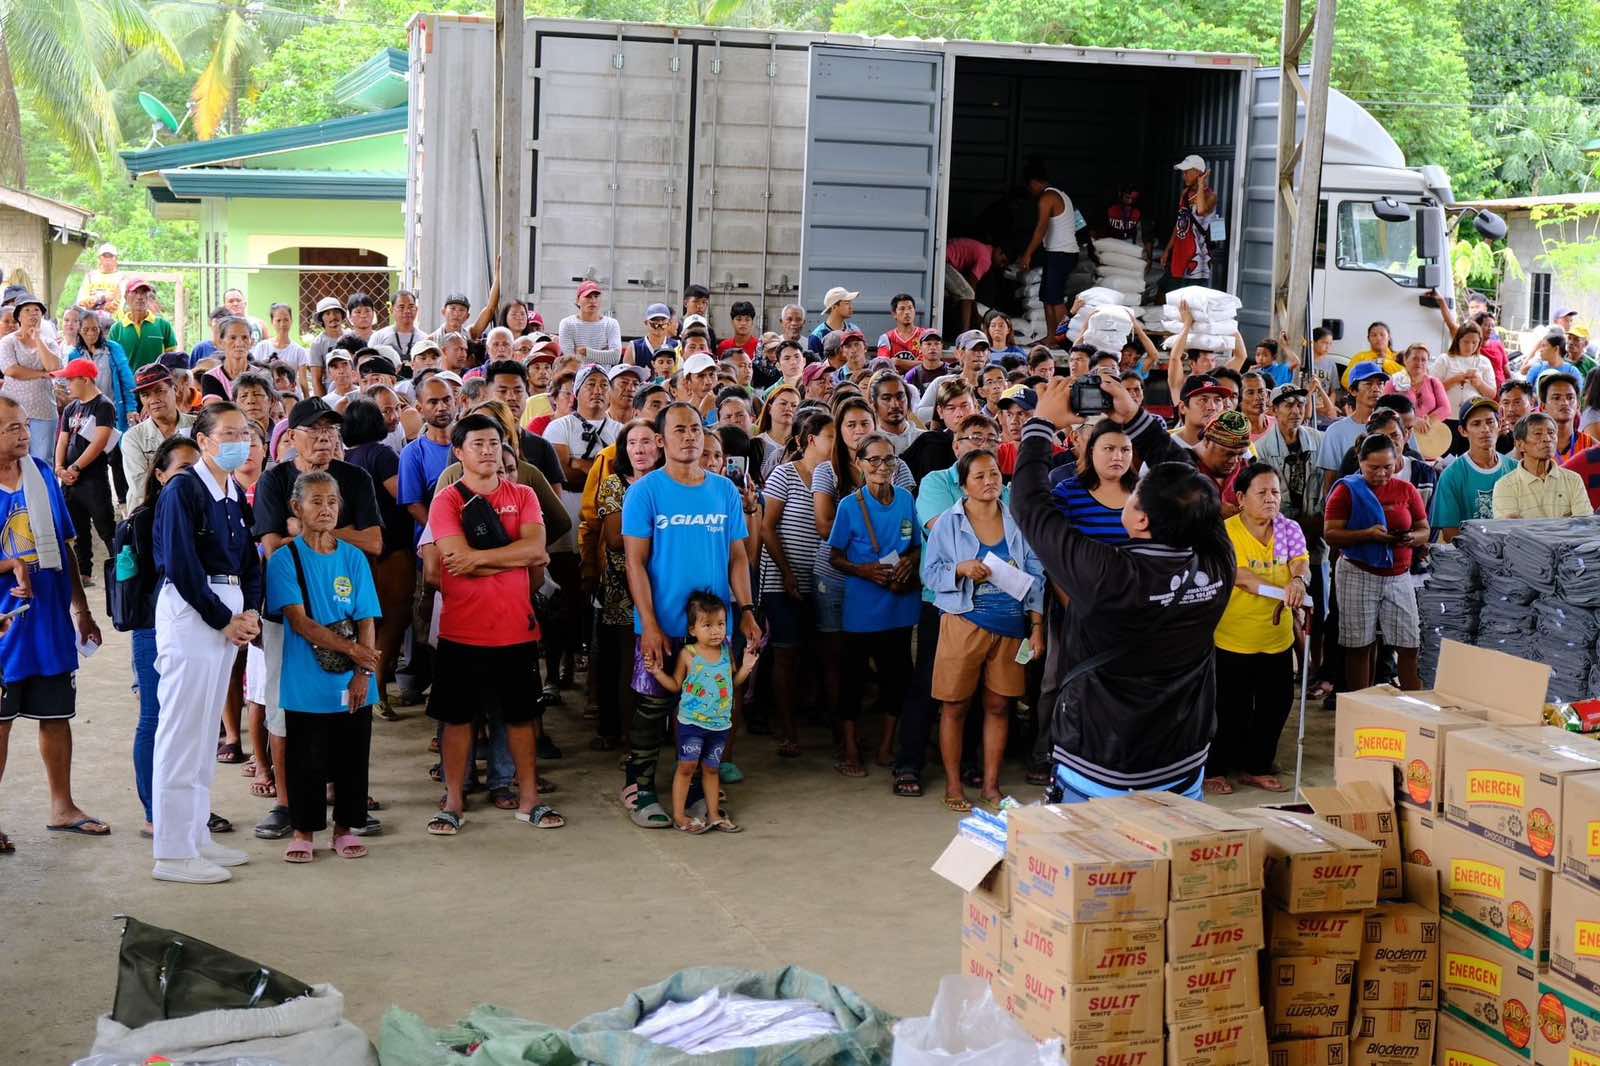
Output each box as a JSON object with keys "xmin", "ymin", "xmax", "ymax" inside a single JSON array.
[{"xmin": 648, "ymin": 590, "xmax": 759, "ymax": 834}]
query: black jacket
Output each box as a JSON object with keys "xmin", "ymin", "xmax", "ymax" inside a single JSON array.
[{"xmin": 1011, "ymin": 418, "xmax": 1232, "ymax": 791}]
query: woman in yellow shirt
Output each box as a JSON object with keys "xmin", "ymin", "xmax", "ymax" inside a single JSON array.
[
  {"xmin": 1207, "ymin": 462, "xmax": 1310, "ymax": 796},
  {"xmin": 1340, "ymin": 321, "xmax": 1404, "ymax": 388}
]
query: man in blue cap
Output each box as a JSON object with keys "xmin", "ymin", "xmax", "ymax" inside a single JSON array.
[
  {"xmin": 629, "ymin": 303, "xmax": 678, "ymax": 365},
  {"xmin": 1319, "ymin": 361, "xmax": 1389, "ymax": 494}
]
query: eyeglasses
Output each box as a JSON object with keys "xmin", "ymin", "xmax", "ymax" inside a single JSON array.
[
  {"xmin": 957, "ymin": 435, "xmax": 1000, "ymax": 447},
  {"xmin": 859, "ymin": 454, "xmax": 896, "ymax": 467}
]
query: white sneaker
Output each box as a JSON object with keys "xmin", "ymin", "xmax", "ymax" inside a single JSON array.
[
  {"xmin": 152, "ymin": 858, "xmax": 232, "ymax": 884},
  {"xmin": 199, "ymin": 842, "xmax": 250, "ymax": 867}
]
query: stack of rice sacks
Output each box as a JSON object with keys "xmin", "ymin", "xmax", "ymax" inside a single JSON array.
[
  {"xmin": 1161, "ymin": 285, "xmax": 1241, "ymax": 354},
  {"xmin": 1091, "ymin": 238, "xmax": 1148, "ymax": 306},
  {"xmin": 1063, "ymin": 286, "xmax": 1139, "ymax": 347}
]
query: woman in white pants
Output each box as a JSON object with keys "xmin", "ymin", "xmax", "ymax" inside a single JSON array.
[{"xmin": 150, "ymin": 403, "xmax": 262, "ymax": 883}]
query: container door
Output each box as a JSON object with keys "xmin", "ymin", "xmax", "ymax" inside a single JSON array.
[
  {"xmin": 1236, "ymin": 67, "xmax": 1300, "ymax": 344},
  {"xmin": 529, "ymin": 31, "xmax": 690, "ymax": 332},
  {"xmin": 688, "ymin": 40, "xmax": 810, "ymax": 335},
  {"xmin": 799, "ymin": 44, "xmax": 943, "ymax": 343}
]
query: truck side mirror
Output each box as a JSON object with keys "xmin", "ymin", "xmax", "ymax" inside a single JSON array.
[
  {"xmin": 1417, "ymin": 264, "xmax": 1444, "ymax": 289},
  {"xmin": 1371, "ymin": 197, "xmax": 1413, "ymax": 223},
  {"xmin": 1472, "ymin": 210, "xmax": 1508, "ymax": 241}
]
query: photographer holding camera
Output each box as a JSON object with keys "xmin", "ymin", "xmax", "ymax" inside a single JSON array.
[{"xmin": 1012, "ymin": 376, "xmax": 1233, "ymax": 802}]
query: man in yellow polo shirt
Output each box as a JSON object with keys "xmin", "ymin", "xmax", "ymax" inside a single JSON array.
[{"xmin": 1492, "ymin": 412, "xmax": 1594, "ymax": 519}]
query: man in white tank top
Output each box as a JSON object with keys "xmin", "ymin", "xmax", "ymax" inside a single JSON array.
[{"xmin": 1017, "ymin": 160, "xmax": 1080, "ymax": 338}]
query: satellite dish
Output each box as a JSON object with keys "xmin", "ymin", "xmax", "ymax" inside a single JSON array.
[{"xmin": 139, "ymin": 92, "xmax": 181, "ymax": 134}]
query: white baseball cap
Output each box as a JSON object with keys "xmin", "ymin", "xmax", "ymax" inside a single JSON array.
[
  {"xmin": 575, "ymin": 363, "xmax": 609, "ymax": 391},
  {"xmin": 1173, "ymin": 154, "xmax": 1208, "ymax": 173},
  {"xmin": 96, "ymin": 242, "xmax": 119, "ymax": 257},
  {"xmin": 682, "ymin": 313, "xmax": 709, "ymax": 331},
  {"xmin": 823, "ymin": 286, "xmax": 860, "ymax": 311},
  {"xmin": 681, "ymin": 352, "xmax": 717, "ymax": 375},
  {"xmin": 606, "ymin": 363, "xmax": 650, "ymax": 384}
]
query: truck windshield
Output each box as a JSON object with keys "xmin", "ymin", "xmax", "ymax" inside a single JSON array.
[{"xmin": 1336, "ymin": 201, "xmax": 1422, "ymax": 287}]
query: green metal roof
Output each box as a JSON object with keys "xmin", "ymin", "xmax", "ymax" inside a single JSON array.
[
  {"xmin": 333, "ymin": 48, "xmax": 409, "ymax": 112},
  {"xmin": 157, "ymin": 169, "xmax": 405, "ymax": 201},
  {"xmin": 120, "ymin": 107, "xmax": 407, "ymax": 176}
]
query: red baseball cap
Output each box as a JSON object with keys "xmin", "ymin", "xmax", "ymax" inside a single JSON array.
[
  {"xmin": 576, "ymin": 281, "xmax": 602, "ymax": 300},
  {"xmin": 52, "ymin": 358, "xmax": 99, "ymax": 381}
]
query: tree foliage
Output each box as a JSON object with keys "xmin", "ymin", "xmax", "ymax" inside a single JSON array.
[{"xmin": 240, "ymin": 23, "xmax": 403, "ymax": 132}]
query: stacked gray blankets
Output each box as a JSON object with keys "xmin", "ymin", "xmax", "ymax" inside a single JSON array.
[{"xmin": 1418, "ymin": 544, "xmax": 1480, "ymax": 686}]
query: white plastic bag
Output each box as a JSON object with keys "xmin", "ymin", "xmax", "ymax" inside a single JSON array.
[
  {"xmin": 892, "ymin": 976, "xmax": 1061, "ymax": 1066},
  {"xmin": 1074, "ymin": 286, "xmax": 1131, "ymax": 309},
  {"xmin": 1095, "ymin": 269, "xmax": 1146, "ymax": 292},
  {"xmin": 1163, "ymin": 284, "xmax": 1241, "ymax": 318},
  {"xmin": 85, "ymin": 985, "xmax": 374, "ymax": 1066}
]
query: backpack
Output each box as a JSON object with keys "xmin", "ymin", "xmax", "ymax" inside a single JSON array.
[{"xmin": 105, "ymin": 504, "xmax": 158, "ymax": 632}]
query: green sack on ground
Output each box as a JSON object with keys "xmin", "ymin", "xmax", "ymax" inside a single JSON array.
[
  {"xmin": 379, "ymin": 1004, "xmax": 578, "ymax": 1066},
  {"xmin": 566, "ymin": 965, "xmax": 895, "ymax": 1065}
]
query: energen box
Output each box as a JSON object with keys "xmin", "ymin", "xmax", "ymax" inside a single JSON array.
[
  {"xmin": 1005, "ymin": 809, "xmax": 1170, "ymax": 922},
  {"xmin": 1094, "ymin": 792, "xmax": 1264, "ymax": 900},
  {"xmin": 1399, "ymin": 805, "xmax": 1437, "ymax": 868},
  {"xmin": 1438, "ymin": 820, "xmax": 1552, "ymax": 966},
  {"xmin": 1268, "ymin": 1037, "xmax": 1347, "ymax": 1066},
  {"xmin": 1443, "ymin": 726, "xmax": 1600, "ymax": 871},
  {"xmin": 1441, "ymin": 920, "xmax": 1540, "ymax": 1060},
  {"xmin": 1350, "ymin": 1009, "xmax": 1437, "ymax": 1066},
  {"xmin": 1235, "ymin": 807, "xmax": 1383, "ymax": 914},
  {"xmin": 1559, "ymin": 773, "xmax": 1600, "ymax": 892},
  {"xmin": 1535, "ymin": 972, "xmax": 1600, "ymax": 1066},
  {"xmin": 1357, "ymin": 866, "xmax": 1441, "ymax": 1010},
  {"xmin": 1009, "ymin": 900, "xmax": 1165, "ymax": 984},
  {"xmin": 1548, "ymin": 871, "xmax": 1600, "ymax": 998},
  {"xmin": 1437, "ymin": 1011, "xmax": 1525, "ymax": 1066},
  {"xmin": 1335, "ymin": 688, "xmax": 1488, "ymax": 813},
  {"xmin": 1166, "ymin": 950, "xmax": 1262, "ymax": 1022},
  {"xmin": 1266, "ymin": 956, "xmax": 1357, "ymax": 1039},
  {"xmin": 1269, "ymin": 907, "xmax": 1367, "ymax": 958},
  {"xmin": 1169, "ymin": 1008, "xmax": 1270, "ymax": 1066},
  {"xmin": 1169, "ymin": 890, "xmax": 1267, "ymax": 963},
  {"xmin": 999, "ymin": 957, "xmax": 1164, "ymax": 1047},
  {"xmin": 1304, "ymin": 781, "xmax": 1405, "ymax": 900}
]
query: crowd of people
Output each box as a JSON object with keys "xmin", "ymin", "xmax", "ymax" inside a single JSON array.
[{"xmin": 0, "ymin": 221, "xmax": 1595, "ymax": 881}]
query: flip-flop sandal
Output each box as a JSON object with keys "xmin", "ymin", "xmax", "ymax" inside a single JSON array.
[
  {"xmin": 675, "ymin": 817, "xmax": 710, "ymax": 834},
  {"xmin": 427, "ymin": 736, "xmax": 440, "ymax": 754},
  {"xmin": 1308, "ymin": 681, "xmax": 1335, "ymax": 700},
  {"xmin": 978, "ymin": 794, "xmax": 1006, "ymax": 811},
  {"xmin": 428, "ymin": 763, "xmax": 442, "ymax": 782},
  {"xmin": 942, "ymin": 795, "xmax": 972, "ymax": 813},
  {"xmin": 215, "ymin": 741, "xmax": 245, "ymax": 764},
  {"xmin": 0, "ymin": 830, "xmax": 13, "ymax": 854},
  {"xmin": 332, "ymin": 833, "xmax": 368, "ymax": 858},
  {"xmin": 46, "ymin": 817, "xmax": 109, "ymax": 836},
  {"xmin": 207, "ymin": 812, "xmax": 233, "ymax": 834},
  {"xmin": 537, "ymin": 776, "xmax": 559, "ymax": 795},
  {"xmin": 241, "ymin": 760, "xmax": 258, "ymax": 777},
  {"xmin": 283, "ymin": 840, "xmax": 314, "ymax": 863},
  {"xmin": 777, "ymin": 740, "xmax": 801, "ymax": 758},
  {"xmin": 515, "ymin": 804, "xmax": 566, "ymax": 829},
  {"xmin": 630, "ymin": 801, "xmax": 672, "ymax": 829},
  {"xmin": 833, "ymin": 762, "xmax": 868, "ymax": 779},
  {"xmin": 427, "ymin": 811, "xmax": 464, "ymax": 836},
  {"xmin": 366, "ymin": 795, "xmax": 383, "ymax": 811},
  {"xmin": 249, "ymin": 777, "xmax": 277, "ymax": 798},
  {"xmin": 1203, "ymin": 776, "xmax": 1235, "ymax": 795},
  {"xmin": 1239, "ymin": 774, "xmax": 1291, "ymax": 793},
  {"xmin": 708, "ymin": 816, "xmax": 743, "ymax": 833},
  {"xmin": 489, "ymin": 786, "xmax": 518, "ymax": 810},
  {"xmin": 893, "ymin": 772, "xmax": 923, "ymax": 798}
]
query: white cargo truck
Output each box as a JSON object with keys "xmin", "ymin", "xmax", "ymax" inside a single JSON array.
[{"xmin": 405, "ymin": 15, "xmax": 1483, "ymax": 352}]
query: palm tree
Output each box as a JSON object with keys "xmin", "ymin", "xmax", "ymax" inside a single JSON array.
[
  {"xmin": 152, "ymin": 0, "xmax": 312, "ymax": 139},
  {"xmin": 0, "ymin": 0, "xmax": 181, "ymax": 182}
]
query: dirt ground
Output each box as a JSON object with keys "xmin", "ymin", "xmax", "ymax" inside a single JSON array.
[{"xmin": 0, "ymin": 612, "xmax": 1334, "ymax": 1060}]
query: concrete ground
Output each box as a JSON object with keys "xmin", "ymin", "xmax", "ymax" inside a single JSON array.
[{"xmin": 0, "ymin": 611, "xmax": 1334, "ymax": 1060}]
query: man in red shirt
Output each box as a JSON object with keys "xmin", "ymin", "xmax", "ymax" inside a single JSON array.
[
  {"xmin": 944, "ymin": 237, "xmax": 1006, "ymax": 333},
  {"xmin": 877, "ymin": 293, "xmax": 924, "ymax": 369},
  {"xmin": 426, "ymin": 412, "xmax": 560, "ymax": 834}
]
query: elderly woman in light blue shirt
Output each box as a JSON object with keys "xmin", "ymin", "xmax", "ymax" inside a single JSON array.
[{"xmin": 920, "ymin": 448, "xmax": 1044, "ymax": 812}]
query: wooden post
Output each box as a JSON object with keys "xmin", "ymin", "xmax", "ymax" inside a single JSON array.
[{"xmin": 494, "ymin": 0, "xmax": 525, "ymax": 297}]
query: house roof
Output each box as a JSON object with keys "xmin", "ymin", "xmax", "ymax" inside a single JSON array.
[
  {"xmin": 119, "ymin": 107, "xmax": 407, "ymax": 176},
  {"xmin": 158, "ymin": 169, "xmax": 405, "ymax": 201},
  {"xmin": 1457, "ymin": 191, "xmax": 1600, "ymax": 212},
  {"xmin": 333, "ymin": 48, "xmax": 408, "ymax": 112},
  {"xmin": 0, "ymin": 185, "xmax": 93, "ymax": 231}
]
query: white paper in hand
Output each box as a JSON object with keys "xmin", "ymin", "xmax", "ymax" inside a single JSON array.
[
  {"xmin": 76, "ymin": 635, "xmax": 101, "ymax": 659},
  {"xmin": 878, "ymin": 550, "xmax": 901, "ymax": 567},
  {"xmin": 980, "ymin": 551, "xmax": 1033, "ymax": 601}
]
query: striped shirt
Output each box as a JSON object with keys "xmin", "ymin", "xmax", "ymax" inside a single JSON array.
[
  {"xmin": 557, "ymin": 315, "xmax": 623, "ymax": 365},
  {"xmin": 1049, "ymin": 472, "xmax": 1131, "ymax": 545},
  {"xmin": 758, "ymin": 461, "xmax": 822, "ymax": 595},
  {"xmin": 812, "ymin": 457, "xmax": 915, "ymax": 591}
]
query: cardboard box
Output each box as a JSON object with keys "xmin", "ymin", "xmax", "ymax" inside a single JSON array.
[
  {"xmin": 1534, "ymin": 972, "xmax": 1600, "ymax": 1066},
  {"xmin": 1170, "ymin": 890, "xmax": 1267, "ymax": 962},
  {"xmin": 962, "ymin": 892, "xmax": 1007, "ymax": 966},
  {"xmin": 1549, "ymin": 872, "xmax": 1600, "ymax": 999},
  {"xmin": 1441, "ymin": 920, "xmax": 1540, "ymax": 1060},
  {"xmin": 1236, "ymin": 807, "xmax": 1384, "ymax": 914},
  {"xmin": 932, "ymin": 835, "xmax": 1012, "ymax": 915},
  {"xmin": 960, "ymin": 939, "xmax": 1001, "ymax": 984},
  {"xmin": 1350, "ymin": 1009, "xmax": 1438, "ymax": 1066},
  {"xmin": 1436, "ymin": 1011, "xmax": 1525, "ymax": 1066},
  {"xmin": 1270, "ymin": 907, "xmax": 1367, "ymax": 959},
  {"xmin": 1093, "ymin": 792, "xmax": 1265, "ymax": 900},
  {"xmin": 1359, "ymin": 867, "xmax": 1442, "ymax": 1010},
  {"xmin": 1268, "ymin": 1036, "xmax": 1349, "ymax": 1066},
  {"xmin": 1559, "ymin": 773, "xmax": 1600, "ymax": 893},
  {"xmin": 1000, "ymin": 957, "xmax": 1164, "ymax": 1047},
  {"xmin": 1334, "ymin": 684, "xmax": 1490, "ymax": 813},
  {"xmin": 1166, "ymin": 949, "xmax": 1263, "ymax": 1022},
  {"xmin": 998, "ymin": 979, "xmax": 1164, "ymax": 1066},
  {"xmin": 1009, "ymin": 900, "xmax": 1165, "ymax": 983},
  {"xmin": 1437, "ymin": 821, "xmax": 1552, "ymax": 966},
  {"xmin": 1004, "ymin": 810, "xmax": 1171, "ymax": 922},
  {"xmin": 1442, "ymin": 726, "xmax": 1600, "ymax": 871},
  {"xmin": 1401, "ymin": 805, "xmax": 1439, "ymax": 868},
  {"xmin": 1170, "ymin": 1007, "xmax": 1271, "ymax": 1066},
  {"xmin": 1304, "ymin": 782, "xmax": 1405, "ymax": 899},
  {"xmin": 1267, "ymin": 956, "xmax": 1357, "ymax": 1038}
]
